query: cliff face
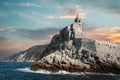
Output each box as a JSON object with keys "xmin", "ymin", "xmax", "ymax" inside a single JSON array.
[
  {"xmin": 31, "ymin": 15, "xmax": 120, "ymax": 74},
  {"xmin": 5, "ymin": 45, "xmax": 47, "ymax": 62}
]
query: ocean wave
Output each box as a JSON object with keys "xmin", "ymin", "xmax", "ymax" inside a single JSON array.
[
  {"xmin": 15, "ymin": 67, "xmax": 84, "ymax": 75},
  {"xmin": 15, "ymin": 67, "xmax": 118, "ymax": 76}
]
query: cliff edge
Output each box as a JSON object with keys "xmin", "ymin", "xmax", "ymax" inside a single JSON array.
[{"xmin": 31, "ymin": 14, "xmax": 120, "ymax": 74}]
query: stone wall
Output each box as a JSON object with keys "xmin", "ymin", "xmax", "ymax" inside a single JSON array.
[
  {"xmin": 80, "ymin": 38, "xmax": 96, "ymax": 52},
  {"xmin": 60, "ymin": 23, "xmax": 85, "ymax": 41},
  {"xmin": 94, "ymin": 40, "xmax": 120, "ymax": 63},
  {"xmin": 95, "ymin": 40, "xmax": 120, "ymax": 54}
]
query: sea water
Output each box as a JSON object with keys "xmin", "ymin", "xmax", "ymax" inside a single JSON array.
[{"xmin": 0, "ymin": 62, "xmax": 120, "ymax": 80}]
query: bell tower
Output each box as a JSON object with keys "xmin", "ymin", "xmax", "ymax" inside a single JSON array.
[{"xmin": 74, "ymin": 14, "xmax": 82, "ymax": 27}]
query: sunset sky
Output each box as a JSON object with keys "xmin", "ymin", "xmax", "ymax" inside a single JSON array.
[{"xmin": 0, "ymin": 0, "xmax": 120, "ymax": 58}]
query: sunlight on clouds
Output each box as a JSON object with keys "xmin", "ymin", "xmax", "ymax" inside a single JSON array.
[
  {"xmin": 86, "ymin": 27, "xmax": 120, "ymax": 42},
  {"xmin": 46, "ymin": 13, "xmax": 86, "ymax": 19},
  {"xmin": 0, "ymin": 36, "xmax": 50, "ymax": 57},
  {"xmin": 106, "ymin": 33, "xmax": 120, "ymax": 42},
  {"xmin": 59, "ymin": 13, "xmax": 86, "ymax": 19},
  {"xmin": 60, "ymin": 4, "xmax": 86, "ymax": 19},
  {"xmin": 0, "ymin": 26, "xmax": 16, "ymax": 32},
  {"xmin": 0, "ymin": 38, "xmax": 25, "ymax": 50},
  {"xmin": 110, "ymin": 33, "xmax": 120, "ymax": 37},
  {"xmin": 0, "ymin": 27, "xmax": 5, "ymax": 31},
  {"xmin": 46, "ymin": 4, "xmax": 86, "ymax": 19}
]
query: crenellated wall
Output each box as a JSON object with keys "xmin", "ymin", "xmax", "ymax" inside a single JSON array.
[{"xmin": 93, "ymin": 40, "xmax": 120, "ymax": 60}]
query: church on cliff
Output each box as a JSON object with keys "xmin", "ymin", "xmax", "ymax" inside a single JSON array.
[{"xmin": 50, "ymin": 14, "xmax": 120, "ymax": 58}]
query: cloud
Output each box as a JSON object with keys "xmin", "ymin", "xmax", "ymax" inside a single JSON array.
[
  {"xmin": 86, "ymin": 27, "xmax": 120, "ymax": 42},
  {"xmin": 0, "ymin": 37, "xmax": 22, "ymax": 50},
  {"xmin": 100, "ymin": 1, "xmax": 120, "ymax": 16},
  {"xmin": 0, "ymin": 26, "xmax": 16, "ymax": 32},
  {"xmin": 0, "ymin": 27, "xmax": 5, "ymax": 31},
  {"xmin": 13, "ymin": 11, "xmax": 52, "ymax": 26},
  {"xmin": 3, "ymin": 2, "xmax": 41, "ymax": 7},
  {"xmin": 0, "ymin": 28, "xmax": 60, "ymax": 58},
  {"xmin": 58, "ymin": 3, "xmax": 86, "ymax": 18},
  {"xmin": 0, "ymin": 37, "xmax": 27, "ymax": 58},
  {"xmin": 46, "ymin": 13, "xmax": 85, "ymax": 19},
  {"xmin": 39, "ymin": 0, "xmax": 47, "ymax": 6},
  {"xmin": 18, "ymin": 0, "xmax": 48, "ymax": 7},
  {"xmin": 46, "ymin": 4, "xmax": 86, "ymax": 19},
  {"xmin": 15, "ymin": 28, "xmax": 59, "ymax": 41},
  {"xmin": 46, "ymin": 15, "xmax": 57, "ymax": 19},
  {"xmin": 84, "ymin": 0, "xmax": 120, "ymax": 16},
  {"xmin": 59, "ymin": 13, "xmax": 85, "ymax": 19},
  {"xmin": 62, "ymin": 5, "xmax": 84, "ymax": 15},
  {"xmin": 19, "ymin": 2, "xmax": 41, "ymax": 7},
  {"xmin": 0, "ymin": 33, "xmax": 53, "ymax": 58},
  {"xmin": 1, "ymin": 26, "xmax": 119, "ymax": 58}
]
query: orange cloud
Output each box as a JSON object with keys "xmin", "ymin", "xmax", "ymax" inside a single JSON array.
[
  {"xmin": 0, "ymin": 27, "xmax": 5, "ymax": 31},
  {"xmin": 46, "ymin": 13, "xmax": 86, "ymax": 19},
  {"xmin": 59, "ymin": 13, "xmax": 86, "ymax": 19},
  {"xmin": 0, "ymin": 32, "xmax": 57, "ymax": 57},
  {"xmin": 0, "ymin": 38, "xmax": 27, "ymax": 52},
  {"xmin": 86, "ymin": 27, "xmax": 120, "ymax": 42}
]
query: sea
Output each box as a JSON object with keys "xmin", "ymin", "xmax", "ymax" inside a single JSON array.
[{"xmin": 0, "ymin": 62, "xmax": 120, "ymax": 80}]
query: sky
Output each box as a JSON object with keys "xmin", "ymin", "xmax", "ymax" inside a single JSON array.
[{"xmin": 0, "ymin": 0, "xmax": 120, "ymax": 58}]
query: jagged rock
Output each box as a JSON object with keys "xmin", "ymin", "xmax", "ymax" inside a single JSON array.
[{"xmin": 30, "ymin": 14, "xmax": 120, "ymax": 74}]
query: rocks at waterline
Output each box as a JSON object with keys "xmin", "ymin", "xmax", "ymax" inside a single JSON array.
[{"xmin": 31, "ymin": 14, "xmax": 120, "ymax": 74}]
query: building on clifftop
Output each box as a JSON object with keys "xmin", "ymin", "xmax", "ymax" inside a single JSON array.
[{"xmin": 60, "ymin": 14, "xmax": 85, "ymax": 41}]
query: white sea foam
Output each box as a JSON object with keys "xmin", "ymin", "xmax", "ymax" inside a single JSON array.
[
  {"xmin": 15, "ymin": 67, "xmax": 84, "ymax": 75},
  {"xmin": 15, "ymin": 67, "xmax": 118, "ymax": 75}
]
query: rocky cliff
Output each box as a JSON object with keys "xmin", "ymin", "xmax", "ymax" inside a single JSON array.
[
  {"xmin": 5, "ymin": 44, "xmax": 47, "ymax": 62},
  {"xmin": 31, "ymin": 14, "xmax": 120, "ymax": 74}
]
